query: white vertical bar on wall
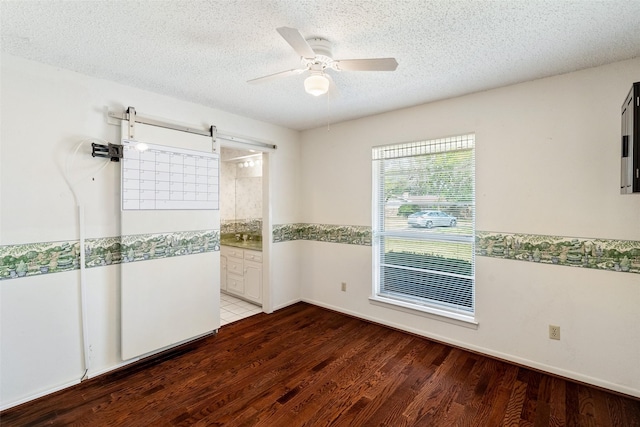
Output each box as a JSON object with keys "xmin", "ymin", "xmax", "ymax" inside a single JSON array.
[{"xmin": 78, "ymin": 204, "xmax": 90, "ymax": 377}]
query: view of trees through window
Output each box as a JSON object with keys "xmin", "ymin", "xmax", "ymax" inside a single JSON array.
[{"xmin": 373, "ymin": 135, "xmax": 475, "ymax": 315}]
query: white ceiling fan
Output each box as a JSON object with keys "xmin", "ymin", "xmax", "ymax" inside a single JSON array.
[{"xmin": 248, "ymin": 27, "xmax": 398, "ymax": 96}]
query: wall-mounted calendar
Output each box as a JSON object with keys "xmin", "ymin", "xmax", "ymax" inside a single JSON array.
[{"xmin": 121, "ymin": 139, "xmax": 219, "ymax": 210}]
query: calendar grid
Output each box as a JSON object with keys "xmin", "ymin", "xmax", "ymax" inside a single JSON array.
[{"xmin": 121, "ymin": 140, "xmax": 219, "ymax": 210}]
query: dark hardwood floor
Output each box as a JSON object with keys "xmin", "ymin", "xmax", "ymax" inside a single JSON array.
[{"xmin": 2, "ymin": 302, "xmax": 639, "ymax": 426}]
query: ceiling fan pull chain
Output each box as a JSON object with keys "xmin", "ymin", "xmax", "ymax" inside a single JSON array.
[{"xmin": 326, "ymin": 92, "xmax": 331, "ymax": 132}]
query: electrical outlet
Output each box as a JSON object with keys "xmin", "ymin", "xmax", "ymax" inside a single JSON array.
[
  {"xmin": 341, "ymin": 282, "xmax": 347, "ymax": 292},
  {"xmin": 549, "ymin": 325, "xmax": 561, "ymax": 340}
]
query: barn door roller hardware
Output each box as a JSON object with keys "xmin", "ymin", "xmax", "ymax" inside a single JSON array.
[
  {"xmin": 106, "ymin": 106, "xmax": 276, "ymax": 152},
  {"xmin": 106, "ymin": 106, "xmax": 219, "ymax": 152}
]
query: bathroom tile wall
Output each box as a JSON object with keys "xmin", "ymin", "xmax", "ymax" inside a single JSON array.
[
  {"xmin": 234, "ymin": 176, "xmax": 262, "ymax": 220},
  {"xmin": 220, "ymin": 147, "xmax": 262, "ymax": 222}
]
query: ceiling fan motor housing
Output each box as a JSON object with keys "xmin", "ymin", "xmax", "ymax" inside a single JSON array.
[{"xmin": 305, "ymin": 38, "xmax": 333, "ymax": 69}]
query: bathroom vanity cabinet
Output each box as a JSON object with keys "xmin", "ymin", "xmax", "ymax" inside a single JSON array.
[{"xmin": 220, "ymin": 246, "xmax": 262, "ymax": 304}]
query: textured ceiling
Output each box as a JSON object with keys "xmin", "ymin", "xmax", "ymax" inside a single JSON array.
[{"xmin": 2, "ymin": 1, "xmax": 640, "ymax": 131}]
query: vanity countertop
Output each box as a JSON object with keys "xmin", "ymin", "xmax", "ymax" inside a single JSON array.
[{"xmin": 220, "ymin": 239, "xmax": 262, "ymax": 251}]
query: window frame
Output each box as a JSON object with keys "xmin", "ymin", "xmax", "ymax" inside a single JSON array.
[{"xmin": 370, "ymin": 134, "xmax": 477, "ymax": 325}]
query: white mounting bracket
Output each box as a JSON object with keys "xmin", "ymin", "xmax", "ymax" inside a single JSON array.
[{"xmin": 127, "ymin": 106, "xmax": 136, "ymax": 139}]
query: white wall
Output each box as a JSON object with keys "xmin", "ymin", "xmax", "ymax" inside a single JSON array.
[
  {"xmin": 299, "ymin": 58, "xmax": 640, "ymax": 397},
  {"xmin": 0, "ymin": 54, "xmax": 301, "ymax": 408}
]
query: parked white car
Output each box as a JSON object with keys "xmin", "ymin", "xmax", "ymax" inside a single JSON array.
[{"xmin": 407, "ymin": 211, "xmax": 457, "ymax": 228}]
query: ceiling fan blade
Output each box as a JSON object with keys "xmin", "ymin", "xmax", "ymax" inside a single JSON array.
[
  {"xmin": 247, "ymin": 68, "xmax": 306, "ymax": 84},
  {"xmin": 333, "ymin": 58, "xmax": 398, "ymax": 72},
  {"xmin": 276, "ymin": 27, "xmax": 316, "ymax": 59}
]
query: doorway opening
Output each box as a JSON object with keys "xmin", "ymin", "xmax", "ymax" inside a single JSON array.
[{"xmin": 218, "ymin": 145, "xmax": 272, "ymax": 324}]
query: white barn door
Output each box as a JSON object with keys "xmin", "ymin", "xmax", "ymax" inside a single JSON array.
[{"xmin": 120, "ymin": 123, "xmax": 220, "ymax": 360}]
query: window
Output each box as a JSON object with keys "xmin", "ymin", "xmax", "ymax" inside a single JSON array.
[{"xmin": 372, "ymin": 134, "xmax": 475, "ymax": 320}]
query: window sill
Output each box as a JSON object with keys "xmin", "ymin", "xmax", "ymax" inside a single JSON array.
[{"xmin": 369, "ymin": 295, "xmax": 479, "ymax": 329}]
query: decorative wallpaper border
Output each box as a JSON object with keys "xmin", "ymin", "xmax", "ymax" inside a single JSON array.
[
  {"xmin": 272, "ymin": 223, "xmax": 638, "ymax": 275},
  {"xmin": 476, "ymin": 231, "xmax": 639, "ymax": 274},
  {"xmin": 273, "ymin": 223, "xmax": 372, "ymax": 246},
  {"xmin": 0, "ymin": 230, "xmax": 220, "ymax": 281},
  {"xmin": 220, "ymin": 218, "xmax": 262, "ymax": 235},
  {"xmin": 2, "ymin": 225, "xmax": 638, "ymax": 280}
]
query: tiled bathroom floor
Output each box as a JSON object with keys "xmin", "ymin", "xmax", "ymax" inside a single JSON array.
[{"xmin": 220, "ymin": 293, "xmax": 262, "ymax": 326}]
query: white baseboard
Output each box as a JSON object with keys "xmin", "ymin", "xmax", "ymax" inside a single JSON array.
[
  {"xmin": 272, "ymin": 298, "xmax": 301, "ymax": 312},
  {"xmin": 1, "ymin": 378, "xmax": 81, "ymax": 411},
  {"xmin": 87, "ymin": 358, "xmax": 140, "ymax": 379},
  {"xmin": 1, "ymin": 330, "xmax": 217, "ymax": 411},
  {"xmin": 302, "ymin": 298, "xmax": 640, "ymax": 399},
  {"xmin": 0, "ymin": 361, "xmax": 142, "ymax": 411}
]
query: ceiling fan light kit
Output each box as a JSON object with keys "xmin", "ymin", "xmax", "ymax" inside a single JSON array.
[
  {"xmin": 304, "ymin": 73, "xmax": 330, "ymax": 96},
  {"xmin": 249, "ymin": 27, "xmax": 398, "ymax": 97}
]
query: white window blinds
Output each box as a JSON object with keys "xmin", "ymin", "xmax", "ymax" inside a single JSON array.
[{"xmin": 372, "ymin": 134, "xmax": 475, "ymax": 315}]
